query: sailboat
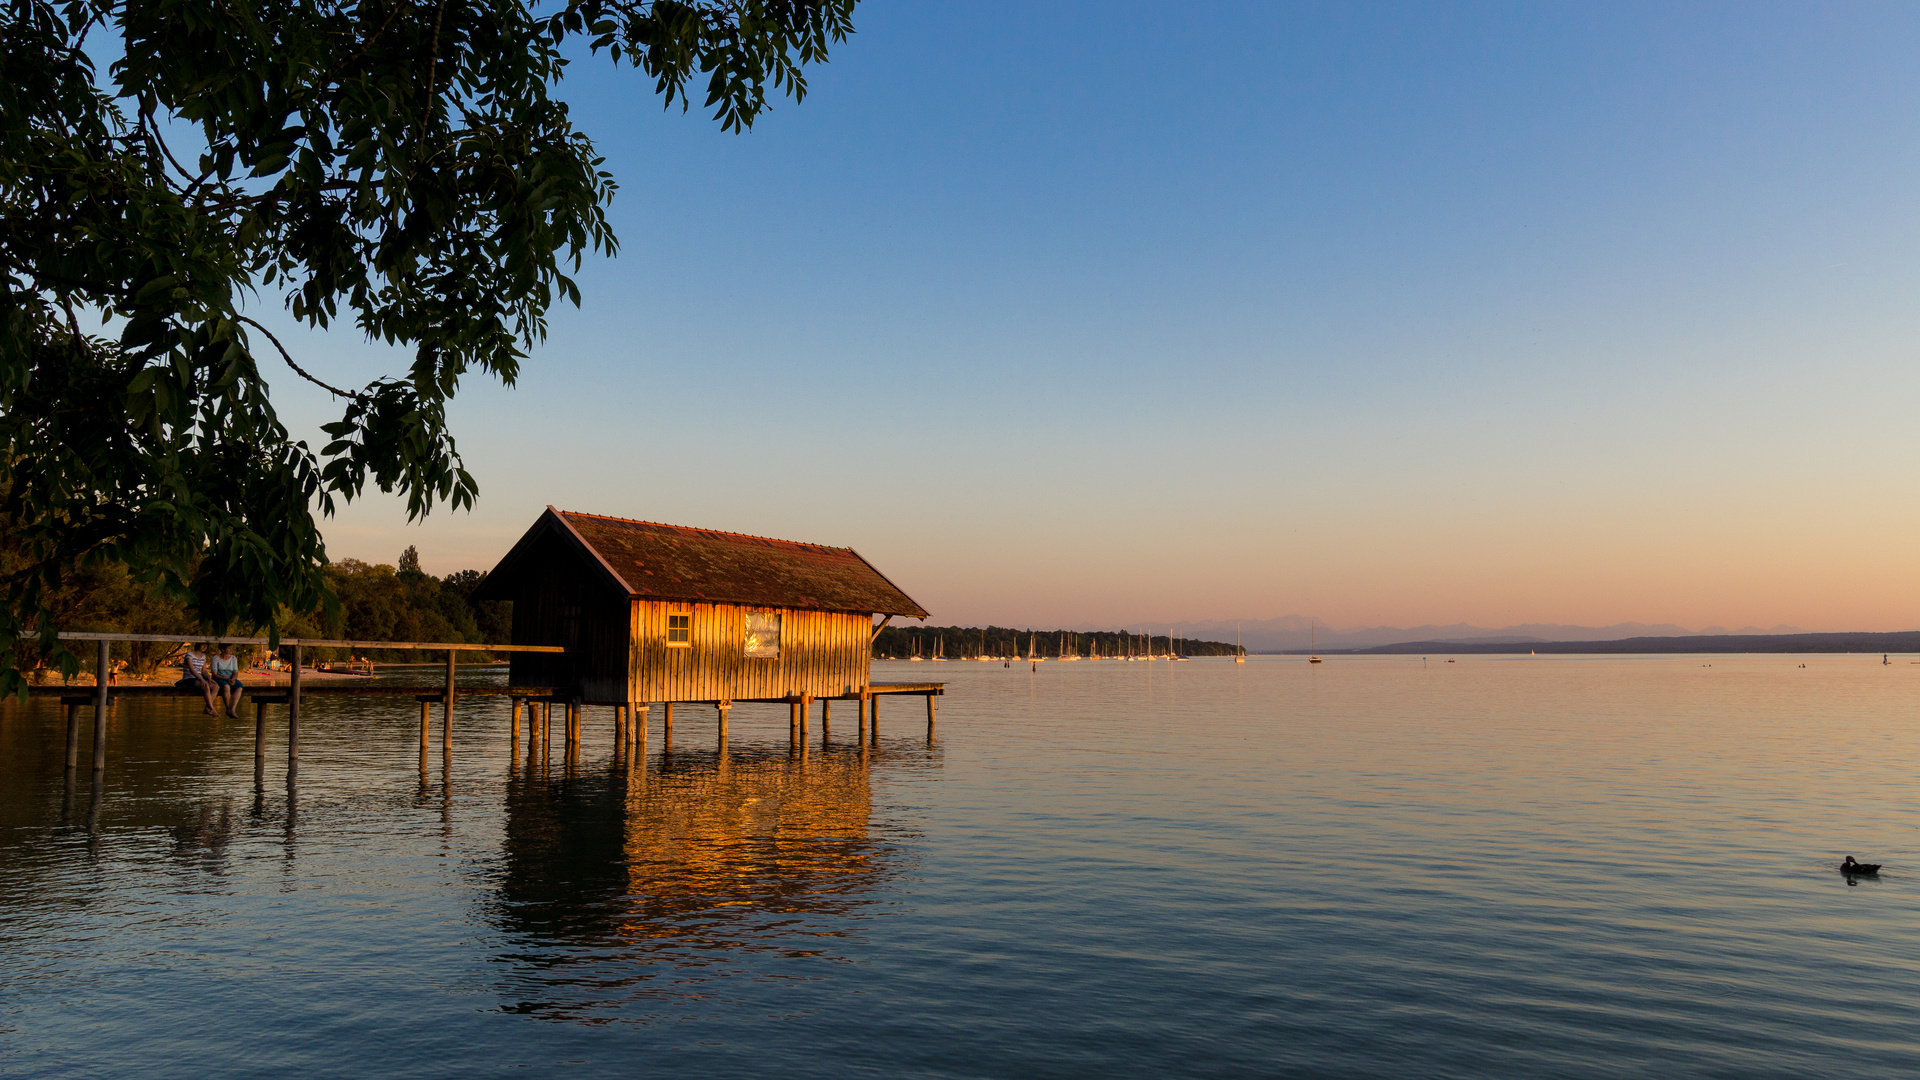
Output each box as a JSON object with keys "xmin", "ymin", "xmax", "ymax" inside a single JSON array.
[
  {"xmin": 1308, "ymin": 619, "xmax": 1322, "ymax": 664},
  {"xmin": 909, "ymin": 635, "xmax": 923, "ymax": 661},
  {"xmin": 932, "ymin": 635, "xmax": 948, "ymax": 661},
  {"xmin": 978, "ymin": 626, "xmax": 993, "ymax": 661},
  {"xmin": 1235, "ymin": 622, "xmax": 1245, "ymax": 663}
]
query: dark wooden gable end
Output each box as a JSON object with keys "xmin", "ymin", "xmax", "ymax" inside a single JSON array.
[
  {"xmin": 477, "ymin": 508, "xmax": 927, "ymax": 700},
  {"xmin": 474, "ymin": 512, "xmax": 631, "ymax": 693}
]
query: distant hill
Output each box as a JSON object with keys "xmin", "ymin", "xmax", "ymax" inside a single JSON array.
[
  {"xmin": 1152, "ymin": 616, "xmax": 1808, "ymax": 653},
  {"xmin": 1328, "ymin": 631, "xmax": 1920, "ymax": 655}
]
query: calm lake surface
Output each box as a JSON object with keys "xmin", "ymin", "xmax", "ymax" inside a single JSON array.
[{"xmin": 3, "ymin": 655, "xmax": 1919, "ymax": 1077}]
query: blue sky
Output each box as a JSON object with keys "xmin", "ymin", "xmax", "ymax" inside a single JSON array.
[{"xmin": 269, "ymin": 1, "xmax": 1920, "ymax": 631}]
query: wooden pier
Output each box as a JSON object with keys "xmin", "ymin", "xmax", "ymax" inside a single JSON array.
[{"xmin": 13, "ymin": 632, "xmax": 942, "ymax": 776}]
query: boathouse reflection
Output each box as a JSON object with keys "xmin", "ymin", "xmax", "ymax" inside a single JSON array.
[{"xmin": 494, "ymin": 743, "xmax": 895, "ymax": 1019}]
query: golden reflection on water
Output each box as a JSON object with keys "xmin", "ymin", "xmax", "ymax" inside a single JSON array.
[{"xmin": 495, "ymin": 742, "xmax": 892, "ymax": 1018}]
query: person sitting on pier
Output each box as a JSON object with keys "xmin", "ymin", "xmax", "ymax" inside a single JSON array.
[
  {"xmin": 177, "ymin": 643, "xmax": 217, "ymax": 715},
  {"xmin": 208, "ymin": 643, "xmax": 245, "ymax": 718}
]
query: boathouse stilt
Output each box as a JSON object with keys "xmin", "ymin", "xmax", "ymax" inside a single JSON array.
[
  {"xmin": 927, "ymin": 694, "xmax": 936, "ymax": 739},
  {"xmin": 64, "ymin": 703, "xmax": 79, "ymax": 769},
  {"xmin": 663, "ymin": 702, "xmax": 673, "ymax": 741},
  {"xmin": 511, "ymin": 699, "xmax": 522, "ymax": 742},
  {"xmin": 717, "ymin": 701, "xmax": 729, "ymax": 744}
]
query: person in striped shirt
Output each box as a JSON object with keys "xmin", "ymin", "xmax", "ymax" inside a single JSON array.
[{"xmin": 177, "ymin": 643, "xmax": 218, "ymax": 715}]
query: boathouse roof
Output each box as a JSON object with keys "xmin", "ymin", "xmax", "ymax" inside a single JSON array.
[{"xmin": 475, "ymin": 508, "xmax": 929, "ymax": 617}]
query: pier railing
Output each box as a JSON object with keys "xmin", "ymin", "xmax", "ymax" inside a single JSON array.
[
  {"xmin": 16, "ymin": 632, "xmax": 565, "ymax": 773},
  {"xmin": 14, "ymin": 633, "xmax": 943, "ymax": 779}
]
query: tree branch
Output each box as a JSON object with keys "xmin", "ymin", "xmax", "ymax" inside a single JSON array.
[
  {"xmin": 417, "ymin": 0, "xmax": 447, "ymax": 162},
  {"xmin": 235, "ymin": 315, "xmax": 363, "ymax": 400}
]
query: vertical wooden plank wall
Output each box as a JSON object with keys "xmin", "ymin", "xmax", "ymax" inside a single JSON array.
[{"xmin": 629, "ymin": 601, "xmax": 871, "ymax": 703}]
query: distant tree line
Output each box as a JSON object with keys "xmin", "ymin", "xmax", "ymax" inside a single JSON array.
[
  {"xmin": 285, "ymin": 547, "xmax": 512, "ymax": 662},
  {"xmin": 5, "ymin": 540, "xmax": 510, "ymax": 680},
  {"xmin": 872, "ymin": 625, "xmax": 1244, "ymax": 660}
]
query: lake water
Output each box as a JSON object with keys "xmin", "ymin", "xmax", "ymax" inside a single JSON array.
[{"xmin": 3, "ymin": 655, "xmax": 1919, "ymax": 1077}]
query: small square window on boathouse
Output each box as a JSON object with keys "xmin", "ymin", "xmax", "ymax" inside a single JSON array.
[{"xmin": 666, "ymin": 613, "xmax": 691, "ymax": 647}]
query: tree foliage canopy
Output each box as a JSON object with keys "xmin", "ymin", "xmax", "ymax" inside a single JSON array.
[{"xmin": 0, "ymin": 0, "xmax": 856, "ymax": 693}]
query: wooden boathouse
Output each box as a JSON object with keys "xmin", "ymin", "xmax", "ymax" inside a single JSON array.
[
  {"xmin": 15, "ymin": 511, "xmax": 939, "ymax": 779},
  {"xmin": 473, "ymin": 508, "xmax": 936, "ymax": 731}
]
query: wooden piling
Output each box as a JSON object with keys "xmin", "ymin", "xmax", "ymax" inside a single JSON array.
[
  {"xmin": 255, "ymin": 701, "xmax": 268, "ymax": 764},
  {"xmin": 635, "ymin": 704, "xmax": 650, "ymax": 748},
  {"xmin": 420, "ymin": 700, "xmax": 431, "ymax": 746},
  {"xmin": 64, "ymin": 703, "xmax": 79, "ymax": 769},
  {"xmin": 442, "ymin": 650, "xmax": 456, "ymax": 747},
  {"xmin": 717, "ymin": 701, "xmax": 729, "ymax": 744},
  {"xmin": 512, "ymin": 698, "xmax": 523, "ymax": 743},
  {"xmin": 287, "ymin": 643, "xmax": 301, "ymax": 770},
  {"xmin": 927, "ymin": 693, "xmax": 936, "ymax": 738},
  {"xmin": 663, "ymin": 701, "xmax": 673, "ymax": 740},
  {"xmin": 799, "ymin": 694, "xmax": 810, "ymax": 740},
  {"xmin": 91, "ymin": 639, "xmax": 109, "ymax": 772}
]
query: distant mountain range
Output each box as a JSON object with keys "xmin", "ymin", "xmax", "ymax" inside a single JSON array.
[{"xmin": 1140, "ymin": 616, "xmax": 1810, "ymax": 654}]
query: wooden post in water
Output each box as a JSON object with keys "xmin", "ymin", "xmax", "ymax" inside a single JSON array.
[
  {"xmin": 91, "ymin": 639, "xmax": 109, "ymax": 772},
  {"xmin": 419, "ymin": 700, "xmax": 431, "ymax": 747},
  {"xmin": 442, "ymin": 650, "xmax": 456, "ymax": 747},
  {"xmin": 634, "ymin": 704, "xmax": 650, "ymax": 748},
  {"xmin": 65, "ymin": 703, "xmax": 79, "ymax": 769},
  {"xmin": 927, "ymin": 693, "xmax": 936, "ymax": 739},
  {"xmin": 511, "ymin": 698, "xmax": 523, "ymax": 743},
  {"xmin": 856, "ymin": 693, "xmax": 866, "ymax": 742},
  {"xmin": 255, "ymin": 700, "xmax": 268, "ymax": 766},
  {"xmin": 716, "ymin": 701, "xmax": 729, "ymax": 744},
  {"xmin": 288, "ymin": 643, "xmax": 301, "ymax": 771},
  {"xmin": 799, "ymin": 695, "xmax": 810, "ymax": 741},
  {"xmin": 789, "ymin": 701, "xmax": 799, "ymax": 746},
  {"xmin": 662, "ymin": 702, "xmax": 673, "ymax": 742},
  {"xmin": 870, "ymin": 692, "xmax": 880, "ymax": 745}
]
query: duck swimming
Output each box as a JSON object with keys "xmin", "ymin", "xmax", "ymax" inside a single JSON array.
[{"xmin": 1841, "ymin": 856, "xmax": 1882, "ymax": 875}]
